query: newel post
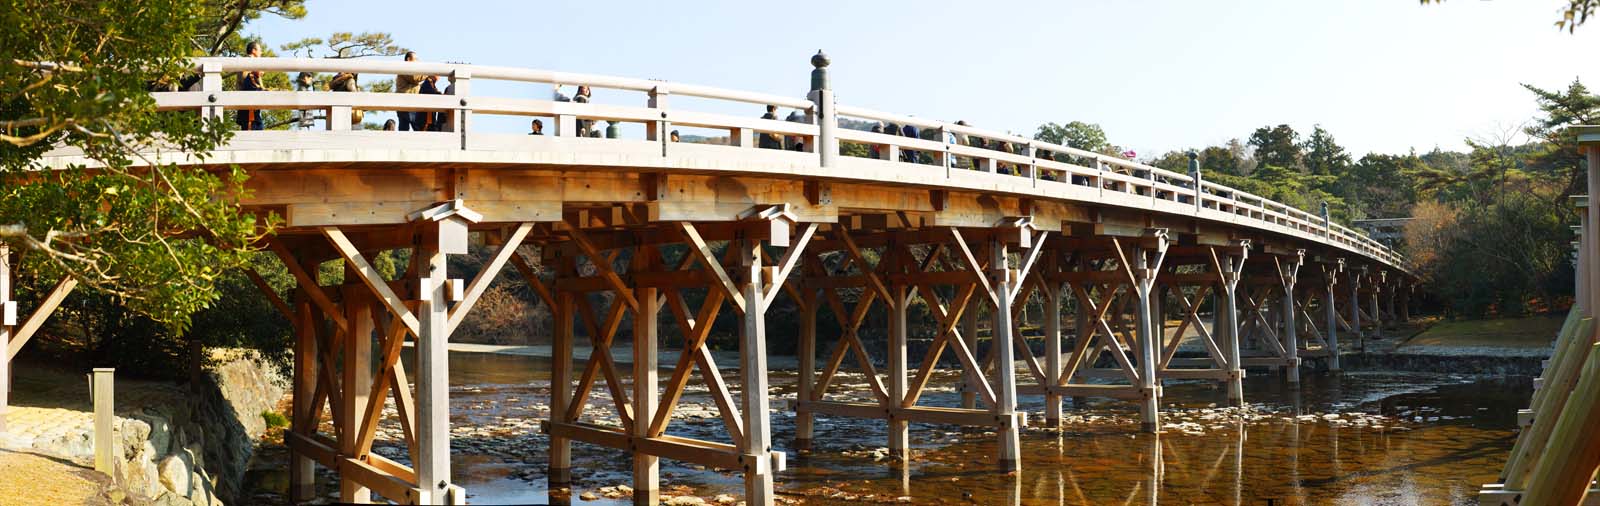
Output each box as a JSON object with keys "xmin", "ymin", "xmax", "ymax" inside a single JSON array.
[
  {"xmin": 451, "ymin": 69, "xmax": 472, "ymax": 148},
  {"xmin": 808, "ymin": 51, "xmax": 838, "ymax": 169}
]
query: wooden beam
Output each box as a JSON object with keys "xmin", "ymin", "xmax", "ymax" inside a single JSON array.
[
  {"xmin": 445, "ymin": 222, "xmax": 532, "ymax": 336},
  {"xmin": 949, "ymin": 228, "xmax": 997, "ymax": 305},
  {"xmin": 322, "ymin": 228, "xmax": 420, "ymax": 336},
  {"xmin": 680, "ymin": 222, "xmax": 747, "ymax": 314},
  {"xmin": 562, "ymin": 221, "xmax": 641, "ymax": 311},
  {"xmin": 762, "ymin": 222, "xmax": 818, "ymax": 308},
  {"xmin": 7, "ymin": 277, "xmax": 77, "ymax": 361},
  {"xmin": 268, "ymin": 239, "xmax": 348, "ymax": 332}
]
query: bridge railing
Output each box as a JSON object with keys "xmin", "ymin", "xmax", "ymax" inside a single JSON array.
[{"xmin": 146, "ymin": 57, "xmax": 1404, "ymax": 270}]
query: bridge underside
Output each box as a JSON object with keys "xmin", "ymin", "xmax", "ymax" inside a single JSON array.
[{"xmin": 184, "ymin": 163, "xmax": 1407, "ymax": 505}]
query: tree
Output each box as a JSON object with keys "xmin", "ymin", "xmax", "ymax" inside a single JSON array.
[
  {"xmin": 1302, "ymin": 125, "xmax": 1352, "ymax": 176},
  {"xmin": 2, "ymin": 1, "xmax": 267, "ymax": 328},
  {"xmin": 280, "ymin": 32, "xmax": 407, "ymax": 59},
  {"xmin": 1522, "ymin": 79, "xmax": 1600, "ymax": 195},
  {"xmin": 1247, "ymin": 124, "xmax": 1302, "ymax": 171},
  {"xmin": 1199, "ymin": 145, "xmax": 1243, "ymax": 176},
  {"xmin": 1035, "ymin": 121, "xmax": 1108, "ymax": 153},
  {"xmin": 1421, "ymin": 0, "xmax": 1598, "ymax": 32},
  {"xmin": 192, "ymin": 0, "xmax": 307, "ymax": 56},
  {"xmin": 1339, "ymin": 153, "xmax": 1424, "ymax": 218}
]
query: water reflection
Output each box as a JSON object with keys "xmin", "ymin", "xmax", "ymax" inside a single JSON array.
[{"xmin": 337, "ymin": 352, "xmax": 1524, "ymax": 506}]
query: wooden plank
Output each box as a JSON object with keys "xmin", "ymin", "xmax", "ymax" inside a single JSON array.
[
  {"xmin": 693, "ymin": 345, "xmax": 745, "ymax": 445},
  {"xmin": 322, "ymin": 228, "xmax": 421, "ymax": 336},
  {"xmin": 762, "ymin": 222, "xmax": 818, "ymax": 308},
  {"xmin": 339, "ymin": 457, "xmax": 419, "ymax": 504},
  {"xmin": 245, "ymin": 268, "xmax": 293, "ymax": 322},
  {"xmin": 680, "ymin": 222, "xmax": 747, "ymax": 314},
  {"xmin": 562, "ymin": 221, "xmax": 640, "ymax": 311},
  {"xmin": 285, "ymin": 431, "xmax": 339, "ymax": 469},
  {"xmin": 650, "ymin": 289, "xmax": 725, "ymax": 436},
  {"xmin": 7, "ymin": 277, "xmax": 77, "ymax": 361},
  {"xmin": 949, "ymin": 228, "xmax": 997, "ymax": 305},
  {"xmin": 268, "ymin": 240, "xmax": 348, "ymax": 332},
  {"xmin": 445, "ymin": 222, "xmax": 532, "ymax": 336},
  {"xmin": 565, "ymin": 295, "xmax": 634, "ymax": 429}
]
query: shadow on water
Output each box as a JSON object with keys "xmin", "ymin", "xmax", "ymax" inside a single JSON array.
[{"xmin": 248, "ymin": 351, "xmax": 1528, "ymax": 506}]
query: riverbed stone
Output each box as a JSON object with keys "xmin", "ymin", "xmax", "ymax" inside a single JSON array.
[
  {"xmin": 152, "ymin": 491, "xmax": 196, "ymax": 506},
  {"xmin": 158, "ymin": 455, "xmax": 191, "ymax": 495}
]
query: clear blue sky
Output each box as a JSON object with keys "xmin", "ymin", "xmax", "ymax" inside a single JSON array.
[{"xmin": 253, "ymin": 0, "xmax": 1599, "ymax": 158}]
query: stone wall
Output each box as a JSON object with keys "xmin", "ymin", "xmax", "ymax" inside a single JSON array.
[{"xmin": 3, "ymin": 350, "xmax": 287, "ymax": 506}]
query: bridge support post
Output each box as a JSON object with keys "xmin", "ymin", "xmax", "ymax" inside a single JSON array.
[
  {"xmin": 416, "ymin": 231, "xmax": 457, "ymax": 504},
  {"xmin": 959, "ymin": 295, "xmax": 981, "ymax": 410},
  {"xmin": 1370, "ymin": 272, "xmax": 1384, "ymax": 339},
  {"xmin": 737, "ymin": 238, "xmax": 777, "ymax": 506},
  {"xmin": 1278, "ymin": 251, "xmax": 1304, "ymax": 384},
  {"xmin": 339, "ymin": 286, "xmax": 374, "ymax": 503},
  {"xmin": 1131, "ymin": 231, "xmax": 1169, "ymax": 433},
  {"xmin": 631, "ymin": 247, "xmax": 661, "ymax": 506},
  {"xmin": 1324, "ymin": 260, "xmax": 1343, "ymax": 372},
  {"xmin": 1217, "ymin": 241, "xmax": 1248, "ymax": 406},
  {"xmin": 548, "ymin": 285, "xmax": 574, "ymax": 490},
  {"xmin": 1043, "ymin": 271, "xmax": 1063, "ymax": 428},
  {"xmin": 288, "ymin": 296, "xmax": 316, "ymax": 502},
  {"xmin": 1348, "ymin": 268, "xmax": 1364, "ymax": 351},
  {"xmin": 794, "ymin": 283, "xmax": 817, "ymax": 451},
  {"xmin": 887, "ymin": 240, "xmax": 910, "ymax": 463},
  {"xmin": 990, "ymin": 238, "xmax": 1022, "ymax": 470}
]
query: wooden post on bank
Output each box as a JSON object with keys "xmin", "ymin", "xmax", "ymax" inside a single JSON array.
[
  {"xmin": 92, "ymin": 368, "xmax": 114, "ymax": 476},
  {"xmin": 0, "ymin": 244, "xmax": 10, "ymax": 435}
]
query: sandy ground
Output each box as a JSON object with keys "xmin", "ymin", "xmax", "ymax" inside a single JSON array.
[{"xmin": 0, "ymin": 449, "xmax": 118, "ymax": 505}]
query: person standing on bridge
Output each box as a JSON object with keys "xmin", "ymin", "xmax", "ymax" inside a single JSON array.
[
  {"xmin": 235, "ymin": 42, "xmax": 265, "ymax": 131},
  {"xmin": 419, "ymin": 74, "xmax": 443, "ymax": 131},
  {"xmin": 394, "ymin": 51, "xmax": 429, "ymax": 131},
  {"xmin": 759, "ymin": 105, "xmax": 783, "ymax": 149},
  {"xmin": 901, "ymin": 124, "xmax": 920, "ymax": 163},
  {"xmin": 529, "ymin": 119, "xmax": 544, "ymax": 135},
  {"xmin": 574, "ymin": 86, "xmax": 594, "ymax": 136},
  {"xmin": 785, "ymin": 109, "xmax": 806, "ymax": 151}
]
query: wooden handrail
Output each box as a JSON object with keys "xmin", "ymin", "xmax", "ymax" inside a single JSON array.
[{"xmin": 138, "ymin": 57, "xmax": 1408, "ymax": 271}]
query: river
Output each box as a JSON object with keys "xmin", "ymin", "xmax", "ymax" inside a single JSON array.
[{"xmin": 250, "ymin": 350, "xmax": 1525, "ymax": 505}]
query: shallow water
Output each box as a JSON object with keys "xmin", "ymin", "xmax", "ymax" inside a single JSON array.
[{"xmin": 250, "ymin": 351, "xmax": 1526, "ymax": 505}]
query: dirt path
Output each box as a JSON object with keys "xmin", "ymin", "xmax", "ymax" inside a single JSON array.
[{"xmin": 0, "ymin": 449, "xmax": 120, "ymax": 505}]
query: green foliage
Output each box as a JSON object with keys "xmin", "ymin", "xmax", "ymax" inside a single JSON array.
[
  {"xmin": 1302, "ymin": 125, "xmax": 1351, "ymax": 176},
  {"xmin": 261, "ymin": 409, "xmax": 289, "ymax": 429},
  {"xmin": 1421, "ymin": 0, "xmax": 1597, "ymax": 32},
  {"xmin": 1199, "ymin": 144, "xmax": 1246, "ymax": 176},
  {"xmin": 2, "ymin": 0, "xmax": 269, "ymax": 330},
  {"xmin": 1034, "ymin": 121, "xmax": 1107, "ymax": 153},
  {"xmin": 1248, "ymin": 124, "xmax": 1303, "ymax": 171},
  {"xmin": 192, "ymin": 1, "xmax": 307, "ymax": 56},
  {"xmin": 280, "ymin": 32, "xmax": 407, "ymax": 59}
]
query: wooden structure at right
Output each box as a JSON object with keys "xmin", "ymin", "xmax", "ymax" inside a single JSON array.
[
  {"xmin": 1479, "ymin": 127, "xmax": 1600, "ymax": 506},
  {"xmin": 22, "ymin": 53, "xmax": 1414, "ymax": 505}
]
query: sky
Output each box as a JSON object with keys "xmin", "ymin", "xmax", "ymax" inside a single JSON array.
[{"xmin": 251, "ymin": 0, "xmax": 1600, "ymax": 158}]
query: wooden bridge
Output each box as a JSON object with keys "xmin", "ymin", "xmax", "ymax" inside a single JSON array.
[{"xmin": 16, "ymin": 54, "xmax": 1411, "ymax": 505}]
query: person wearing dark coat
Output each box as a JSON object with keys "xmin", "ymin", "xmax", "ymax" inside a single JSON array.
[
  {"xmin": 759, "ymin": 105, "xmax": 782, "ymax": 149},
  {"xmin": 235, "ymin": 42, "xmax": 265, "ymax": 130},
  {"xmin": 900, "ymin": 124, "xmax": 920, "ymax": 163}
]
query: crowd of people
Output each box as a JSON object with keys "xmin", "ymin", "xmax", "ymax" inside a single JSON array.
[{"xmin": 221, "ymin": 50, "xmax": 1134, "ymax": 190}]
